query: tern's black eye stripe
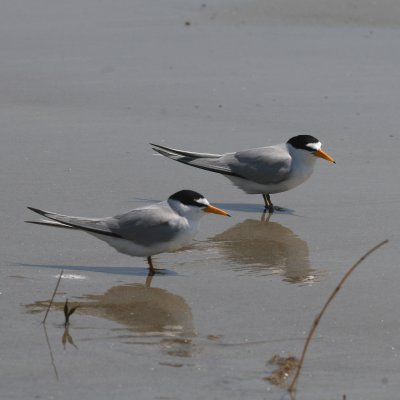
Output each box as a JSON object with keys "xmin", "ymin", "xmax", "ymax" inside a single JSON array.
[
  {"xmin": 287, "ymin": 135, "xmax": 319, "ymax": 151},
  {"xmin": 168, "ymin": 190, "xmax": 205, "ymax": 207}
]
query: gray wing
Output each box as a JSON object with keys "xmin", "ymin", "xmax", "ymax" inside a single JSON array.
[
  {"xmin": 27, "ymin": 203, "xmax": 180, "ymax": 246},
  {"xmin": 27, "ymin": 205, "xmax": 182, "ymax": 247},
  {"xmin": 220, "ymin": 144, "xmax": 292, "ymax": 184},
  {"xmin": 108, "ymin": 205, "xmax": 182, "ymax": 246},
  {"xmin": 151, "ymin": 142, "xmax": 292, "ymax": 183}
]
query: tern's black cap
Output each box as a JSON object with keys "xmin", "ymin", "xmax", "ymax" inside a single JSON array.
[
  {"xmin": 287, "ymin": 135, "xmax": 320, "ymax": 151},
  {"xmin": 169, "ymin": 190, "xmax": 205, "ymax": 207}
]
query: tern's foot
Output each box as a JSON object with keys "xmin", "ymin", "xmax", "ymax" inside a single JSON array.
[
  {"xmin": 148, "ymin": 268, "xmax": 166, "ymax": 276},
  {"xmin": 264, "ymin": 205, "xmax": 275, "ymax": 214},
  {"xmin": 263, "ymin": 205, "xmax": 287, "ymax": 213}
]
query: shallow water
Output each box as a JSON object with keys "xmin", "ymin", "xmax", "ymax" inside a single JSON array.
[{"xmin": 1, "ymin": 1, "xmax": 400, "ymax": 399}]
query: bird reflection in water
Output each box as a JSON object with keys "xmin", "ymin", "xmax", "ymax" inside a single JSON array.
[
  {"xmin": 26, "ymin": 274, "xmax": 196, "ymax": 358},
  {"xmin": 211, "ymin": 215, "xmax": 321, "ymax": 284}
]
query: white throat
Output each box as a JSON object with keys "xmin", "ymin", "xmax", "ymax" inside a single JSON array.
[
  {"xmin": 168, "ymin": 199, "xmax": 204, "ymax": 220},
  {"xmin": 287, "ymin": 143, "xmax": 317, "ymax": 167}
]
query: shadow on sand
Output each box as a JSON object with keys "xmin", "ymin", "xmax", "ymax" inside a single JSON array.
[{"xmin": 18, "ymin": 263, "xmax": 178, "ymax": 277}]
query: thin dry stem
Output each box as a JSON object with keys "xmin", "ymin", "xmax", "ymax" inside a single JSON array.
[
  {"xmin": 43, "ymin": 324, "xmax": 59, "ymax": 380},
  {"xmin": 42, "ymin": 269, "xmax": 64, "ymax": 324},
  {"xmin": 63, "ymin": 298, "xmax": 79, "ymax": 326},
  {"xmin": 288, "ymin": 239, "xmax": 389, "ymax": 394}
]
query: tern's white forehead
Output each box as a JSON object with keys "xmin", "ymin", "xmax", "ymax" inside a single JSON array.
[
  {"xmin": 306, "ymin": 141, "xmax": 322, "ymax": 151},
  {"xmin": 195, "ymin": 197, "xmax": 210, "ymax": 207}
]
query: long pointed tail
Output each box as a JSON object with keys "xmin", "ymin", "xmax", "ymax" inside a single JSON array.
[
  {"xmin": 26, "ymin": 207, "xmax": 122, "ymax": 238},
  {"xmin": 150, "ymin": 143, "xmax": 221, "ymax": 160},
  {"xmin": 25, "ymin": 219, "xmax": 77, "ymax": 229},
  {"xmin": 150, "ymin": 143, "xmax": 239, "ymax": 177},
  {"xmin": 26, "ymin": 207, "xmax": 78, "ymax": 229}
]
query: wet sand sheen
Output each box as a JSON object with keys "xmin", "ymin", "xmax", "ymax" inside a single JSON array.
[{"xmin": 0, "ymin": 0, "xmax": 400, "ymax": 399}]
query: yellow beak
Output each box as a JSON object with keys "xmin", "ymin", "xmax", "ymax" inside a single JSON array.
[
  {"xmin": 314, "ymin": 148, "xmax": 336, "ymax": 164},
  {"xmin": 203, "ymin": 204, "xmax": 231, "ymax": 217}
]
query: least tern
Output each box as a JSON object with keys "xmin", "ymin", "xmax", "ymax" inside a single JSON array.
[
  {"xmin": 26, "ymin": 190, "xmax": 230, "ymax": 275},
  {"xmin": 151, "ymin": 135, "xmax": 335, "ymax": 212}
]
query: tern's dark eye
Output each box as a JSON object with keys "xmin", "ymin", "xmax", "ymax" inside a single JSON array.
[
  {"xmin": 305, "ymin": 142, "xmax": 322, "ymax": 152},
  {"xmin": 194, "ymin": 198, "xmax": 209, "ymax": 208}
]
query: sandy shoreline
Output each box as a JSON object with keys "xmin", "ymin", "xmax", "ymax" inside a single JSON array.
[{"xmin": 1, "ymin": 1, "xmax": 400, "ymax": 399}]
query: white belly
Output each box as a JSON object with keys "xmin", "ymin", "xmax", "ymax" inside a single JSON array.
[
  {"xmin": 226, "ymin": 161, "xmax": 315, "ymax": 194},
  {"xmin": 90, "ymin": 222, "xmax": 199, "ymax": 258}
]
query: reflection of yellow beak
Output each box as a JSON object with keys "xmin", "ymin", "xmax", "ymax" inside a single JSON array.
[
  {"xmin": 203, "ymin": 204, "xmax": 231, "ymax": 217},
  {"xmin": 314, "ymin": 148, "xmax": 336, "ymax": 163}
]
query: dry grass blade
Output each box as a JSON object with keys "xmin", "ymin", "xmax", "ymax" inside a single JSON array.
[
  {"xmin": 288, "ymin": 239, "xmax": 389, "ymax": 395},
  {"xmin": 63, "ymin": 298, "xmax": 79, "ymax": 326},
  {"xmin": 63, "ymin": 298, "xmax": 69, "ymax": 321},
  {"xmin": 42, "ymin": 269, "xmax": 64, "ymax": 324}
]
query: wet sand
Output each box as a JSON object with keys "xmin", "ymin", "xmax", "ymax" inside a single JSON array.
[{"xmin": 1, "ymin": 1, "xmax": 400, "ymax": 399}]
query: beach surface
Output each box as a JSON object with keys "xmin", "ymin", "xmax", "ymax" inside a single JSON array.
[{"xmin": 1, "ymin": 1, "xmax": 400, "ymax": 399}]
